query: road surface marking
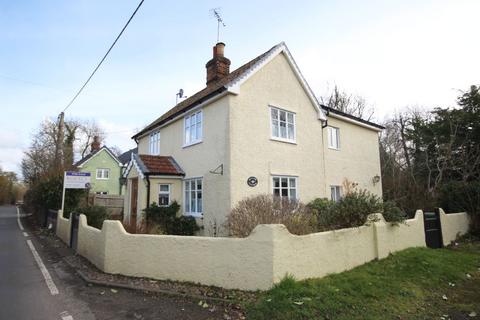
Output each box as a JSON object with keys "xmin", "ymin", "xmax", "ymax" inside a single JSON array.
[
  {"xmin": 16, "ymin": 207, "xmax": 24, "ymax": 231},
  {"xmin": 26, "ymin": 239, "xmax": 59, "ymax": 295},
  {"xmin": 60, "ymin": 311, "xmax": 74, "ymax": 320},
  {"xmin": 23, "ymin": 232, "xmax": 28, "ymax": 237}
]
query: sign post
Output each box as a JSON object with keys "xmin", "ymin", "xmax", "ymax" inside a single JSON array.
[{"xmin": 61, "ymin": 171, "xmax": 92, "ymax": 212}]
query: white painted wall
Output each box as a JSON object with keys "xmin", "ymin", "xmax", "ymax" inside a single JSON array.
[{"xmin": 55, "ymin": 209, "xmax": 469, "ymax": 291}]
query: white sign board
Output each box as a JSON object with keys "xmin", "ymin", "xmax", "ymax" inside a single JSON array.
[{"xmin": 64, "ymin": 171, "xmax": 91, "ymax": 189}]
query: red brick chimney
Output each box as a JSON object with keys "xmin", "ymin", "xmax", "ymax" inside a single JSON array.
[
  {"xmin": 205, "ymin": 42, "xmax": 231, "ymax": 85},
  {"xmin": 90, "ymin": 136, "xmax": 101, "ymax": 153}
]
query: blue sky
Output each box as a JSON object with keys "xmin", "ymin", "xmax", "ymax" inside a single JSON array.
[{"xmin": 1, "ymin": 0, "xmax": 479, "ymax": 176}]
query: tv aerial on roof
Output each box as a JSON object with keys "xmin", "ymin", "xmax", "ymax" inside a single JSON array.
[
  {"xmin": 210, "ymin": 8, "xmax": 226, "ymax": 43},
  {"xmin": 176, "ymin": 88, "xmax": 187, "ymax": 105}
]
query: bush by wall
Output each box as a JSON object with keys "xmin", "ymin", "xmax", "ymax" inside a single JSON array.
[
  {"xmin": 75, "ymin": 205, "xmax": 108, "ymax": 229},
  {"xmin": 226, "ymin": 195, "xmax": 317, "ymax": 237},
  {"xmin": 308, "ymin": 190, "xmax": 406, "ymax": 231},
  {"xmin": 439, "ymin": 181, "xmax": 480, "ymax": 235},
  {"xmin": 144, "ymin": 201, "xmax": 199, "ymax": 235}
]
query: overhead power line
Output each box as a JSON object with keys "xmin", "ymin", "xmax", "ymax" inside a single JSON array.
[{"xmin": 62, "ymin": 0, "xmax": 145, "ymax": 112}]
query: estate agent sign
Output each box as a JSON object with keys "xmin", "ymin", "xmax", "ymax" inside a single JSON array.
[{"xmin": 61, "ymin": 171, "xmax": 91, "ymax": 211}]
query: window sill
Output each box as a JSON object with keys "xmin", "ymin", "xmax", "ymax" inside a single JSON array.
[
  {"xmin": 182, "ymin": 140, "xmax": 203, "ymax": 149},
  {"xmin": 270, "ymin": 137, "xmax": 297, "ymax": 145},
  {"xmin": 328, "ymin": 146, "xmax": 340, "ymax": 151},
  {"xmin": 184, "ymin": 212, "xmax": 203, "ymax": 218}
]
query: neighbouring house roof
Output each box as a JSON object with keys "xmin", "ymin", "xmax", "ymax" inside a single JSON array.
[
  {"xmin": 118, "ymin": 147, "xmax": 138, "ymax": 166},
  {"xmin": 123, "ymin": 153, "xmax": 185, "ymax": 179},
  {"xmin": 321, "ymin": 106, "xmax": 385, "ymax": 131},
  {"xmin": 132, "ymin": 42, "xmax": 327, "ymax": 140},
  {"xmin": 74, "ymin": 146, "xmax": 122, "ymax": 168}
]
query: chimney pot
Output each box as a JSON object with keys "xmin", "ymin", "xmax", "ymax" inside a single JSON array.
[{"xmin": 90, "ymin": 136, "xmax": 101, "ymax": 153}]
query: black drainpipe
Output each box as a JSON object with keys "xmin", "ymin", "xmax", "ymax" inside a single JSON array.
[{"xmin": 145, "ymin": 174, "xmax": 151, "ymax": 208}]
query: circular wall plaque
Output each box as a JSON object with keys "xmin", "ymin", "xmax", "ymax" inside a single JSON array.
[{"xmin": 247, "ymin": 176, "xmax": 258, "ymax": 187}]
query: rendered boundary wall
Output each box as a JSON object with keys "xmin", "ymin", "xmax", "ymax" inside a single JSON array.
[
  {"xmin": 57, "ymin": 210, "xmax": 470, "ymax": 291},
  {"xmin": 439, "ymin": 209, "xmax": 470, "ymax": 246},
  {"xmin": 56, "ymin": 210, "xmax": 71, "ymax": 244}
]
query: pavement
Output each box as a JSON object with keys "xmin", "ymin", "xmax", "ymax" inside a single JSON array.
[{"xmin": 0, "ymin": 205, "xmax": 243, "ymax": 319}]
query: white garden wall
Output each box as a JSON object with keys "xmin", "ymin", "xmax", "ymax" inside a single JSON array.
[
  {"xmin": 56, "ymin": 210, "xmax": 71, "ymax": 244},
  {"xmin": 56, "ymin": 209, "xmax": 470, "ymax": 291},
  {"xmin": 438, "ymin": 208, "xmax": 470, "ymax": 246}
]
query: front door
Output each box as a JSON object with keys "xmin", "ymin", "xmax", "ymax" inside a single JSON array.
[{"xmin": 130, "ymin": 178, "xmax": 138, "ymax": 233}]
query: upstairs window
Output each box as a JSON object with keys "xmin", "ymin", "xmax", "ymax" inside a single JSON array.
[
  {"xmin": 184, "ymin": 111, "xmax": 203, "ymax": 146},
  {"xmin": 271, "ymin": 107, "xmax": 295, "ymax": 142},
  {"xmin": 96, "ymin": 168, "xmax": 110, "ymax": 180},
  {"xmin": 272, "ymin": 176, "xmax": 298, "ymax": 200},
  {"xmin": 158, "ymin": 184, "xmax": 170, "ymax": 206},
  {"xmin": 330, "ymin": 185, "xmax": 342, "ymax": 202},
  {"xmin": 149, "ymin": 131, "xmax": 160, "ymax": 155},
  {"xmin": 327, "ymin": 126, "xmax": 340, "ymax": 150}
]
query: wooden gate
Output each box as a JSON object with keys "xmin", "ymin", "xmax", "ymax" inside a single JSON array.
[
  {"xmin": 129, "ymin": 178, "xmax": 138, "ymax": 233},
  {"xmin": 423, "ymin": 208, "xmax": 443, "ymax": 248}
]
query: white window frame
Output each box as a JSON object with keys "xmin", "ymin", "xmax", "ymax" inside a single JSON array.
[
  {"xmin": 330, "ymin": 185, "xmax": 342, "ymax": 202},
  {"xmin": 183, "ymin": 110, "xmax": 203, "ymax": 147},
  {"xmin": 327, "ymin": 126, "xmax": 340, "ymax": 150},
  {"xmin": 158, "ymin": 184, "xmax": 171, "ymax": 206},
  {"xmin": 184, "ymin": 177, "xmax": 203, "ymax": 216},
  {"xmin": 270, "ymin": 106, "xmax": 296, "ymax": 143},
  {"xmin": 149, "ymin": 131, "xmax": 160, "ymax": 155},
  {"xmin": 96, "ymin": 168, "xmax": 110, "ymax": 180},
  {"xmin": 272, "ymin": 176, "xmax": 299, "ymax": 201}
]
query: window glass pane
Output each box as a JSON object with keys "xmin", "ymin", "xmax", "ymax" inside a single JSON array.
[
  {"xmin": 197, "ymin": 191, "xmax": 202, "ymax": 212},
  {"xmin": 185, "ymin": 127, "xmax": 190, "ymax": 144},
  {"xmin": 196, "ymin": 123, "xmax": 201, "ymax": 140},
  {"xmin": 281, "ymin": 178, "xmax": 288, "ymax": 188},
  {"xmin": 272, "ymin": 120, "xmax": 279, "ymax": 137},
  {"xmin": 330, "ymin": 187, "xmax": 335, "ymax": 201},
  {"xmin": 104, "ymin": 170, "xmax": 109, "ymax": 178},
  {"xmin": 185, "ymin": 189, "xmax": 190, "ymax": 212},
  {"xmin": 271, "ymin": 108, "xmax": 278, "ymax": 120},
  {"xmin": 197, "ymin": 179, "xmax": 202, "ymax": 190},
  {"xmin": 159, "ymin": 194, "xmax": 169, "ymax": 206},
  {"xmin": 190, "ymin": 191, "xmax": 196, "ymax": 212},
  {"xmin": 289, "ymin": 178, "xmax": 296, "ymax": 188},
  {"xmin": 287, "ymin": 113, "xmax": 294, "ymax": 124},
  {"xmin": 280, "ymin": 122, "xmax": 287, "ymax": 138},
  {"xmin": 287, "ymin": 124, "xmax": 294, "ymax": 140},
  {"xmin": 196, "ymin": 112, "xmax": 202, "ymax": 124},
  {"xmin": 279, "ymin": 110, "xmax": 286, "ymax": 122},
  {"xmin": 281, "ymin": 188, "xmax": 288, "ymax": 197},
  {"xmin": 273, "ymin": 188, "xmax": 280, "ymax": 197},
  {"xmin": 290, "ymin": 189, "xmax": 297, "ymax": 200},
  {"xmin": 335, "ymin": 128, "xmax": 340, "ymax": 148},
  {"xmin": 273, "ymin": 178, "xmax": 280, "ymax": 188},
  {"xmin": 160, "ymin": 184, "xmax": 169, "ymax": 192}
]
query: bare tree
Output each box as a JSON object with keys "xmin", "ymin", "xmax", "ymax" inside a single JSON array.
[
  {"xmin": 76, "ymin": 120, "xmax": 105, "ymax": 158},
  {"xmin": 320, "ymin": 85, "xmax": 375, "ymax": 120}
]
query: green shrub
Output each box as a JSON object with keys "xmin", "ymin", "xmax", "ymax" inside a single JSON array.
[
  {"xmin": 75, "ymin": 205, "xmax": 108, "ymax": 229},
  {"xmin": 439, "ymin": 181, "xmax": 480, "ymax": 235},
  {"xmin": 144, "ymin": 201, "xmax": 199, "ymax": 236},
  {"xmin": 308, "ymin": 190, "xmax": 406, "ymax": 231},
  {"xmin": 226, "ymin": 194, "xmax": 317, "ymax": 237}
]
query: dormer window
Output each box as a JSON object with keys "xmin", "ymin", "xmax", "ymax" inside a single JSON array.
[
  {"xmin": 270, "ymin": 106, "xmax": 296, "ymax": 143},
  {"xmin": 149, "ymin": 131, "xmax": 160, "ymax": 155},
  {"xmin": 184, "ymin": 110, "xmax": 203, "ymax": 146}
]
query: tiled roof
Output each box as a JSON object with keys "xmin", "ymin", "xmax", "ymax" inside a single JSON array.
[
  {"xmin": 132, "ymin": 43, "xmax": 280, "ymax": 139},
  {"xmin": 137, "ymin": 154, "xmax": 185, "ymax": 176}
]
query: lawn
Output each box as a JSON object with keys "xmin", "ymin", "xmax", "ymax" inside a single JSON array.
[{"xmin": 247, "ymin": 236, "xmax": 480, "ymax": 320}]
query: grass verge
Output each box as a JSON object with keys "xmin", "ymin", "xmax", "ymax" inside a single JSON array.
[{"xmin": 247, "ymin": 236, "xmax": 480, "ymax": 320}]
